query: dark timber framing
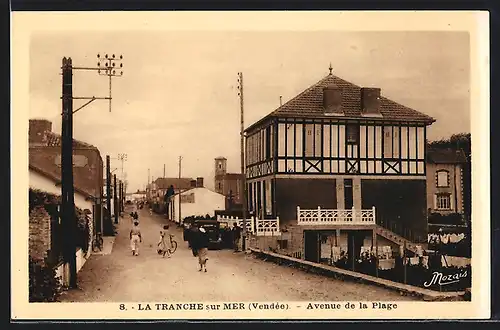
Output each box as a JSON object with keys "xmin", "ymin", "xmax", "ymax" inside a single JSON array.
[{"xmin": 245, "ymin": 117, "xmax": 427, "ymax": 180}]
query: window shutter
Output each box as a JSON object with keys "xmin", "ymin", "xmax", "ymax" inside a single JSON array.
[{"xmin": 433, "ymin": 194, "xmax": 437, "ymax": 209}]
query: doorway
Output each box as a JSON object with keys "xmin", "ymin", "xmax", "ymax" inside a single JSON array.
[
  {"xmin": 304, "ymin": 231, "xmax": 320, "ymax": 263},
  {"xmin": 347, "ymin": 230, "xmax": 367, "ymax": 271},
  {"xmin": 344, "ymin": 179, "xmax": 353, "ymax": 209}
]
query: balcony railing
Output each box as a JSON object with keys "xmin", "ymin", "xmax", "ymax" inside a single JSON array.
[
  {"xmin": 297, "ymin": 206, "xmax": 376, "ymax": 226},
  {"xmin": 217, "ymin": 215, "xmax": 280, "ymax": 236}
]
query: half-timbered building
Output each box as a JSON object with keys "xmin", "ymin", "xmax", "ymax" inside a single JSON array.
[{"xmin": 244, "ymin": 69, "xmax": 435, "ymax": 264}]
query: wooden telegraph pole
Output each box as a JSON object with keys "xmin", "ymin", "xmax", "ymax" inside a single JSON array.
[
  {"xmin": 237, "ymin": 72, "xmax": 248, "ymax": 251},
  {"xmin": 59, "ymin": 54, "xmax": 124, "ymax": 289},
  {"xmin": 114, "ymin": 174, "xmax": 118, "ymax": 224},
  {"xmin": 61, "ymin": 57, "xmax": 77, "ymax": 288},
  {"xmin": 105, "ymin": 155, "xmax": 112, "ymax": 235}
]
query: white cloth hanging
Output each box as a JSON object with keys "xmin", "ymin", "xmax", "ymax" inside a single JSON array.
[
  {"xmin": 410, "ymin": 257, "xmax": 420, "ymax": 265},
  {"xmin": 449, "ymin": 233, "xmax": 459, "ymax": 243},
  {"xmin": 378, "ymin": 258, "xmax": 396, "ymax": 270},
  {"xmin": 422, "ymin": 256, "xmax": 429, "ymax": 268},
  {"xmin": 415, "ymin": 245, "xmax": 423, "ymax": 257},
  {"xmin": 445, "ymin": 256, "xmax": 471, "ymax": 268}
]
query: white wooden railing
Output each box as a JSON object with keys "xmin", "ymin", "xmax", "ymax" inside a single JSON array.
[
  {"xmin": 217, "ymin": 215, "xmax": 280, "ymax": 236},
  {"xmin": 217, "ymin": 215, "xmax": 255, "ymax": 234},
  {"xmin": 297, "ymin": 206, "xmax": 376, "ymax": 226},
  {"xmin": 255, "ymin": 217, "xmax": 280, "ymax": 237}
]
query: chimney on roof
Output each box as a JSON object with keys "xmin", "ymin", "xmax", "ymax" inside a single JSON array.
[
  {"xmin": 196, "ymin": 177, "xmax": 204, "ymax": 188},
  {"xmin": 361, "ymin": 87, "xmax": 381, "ymax": 116},
  {"xmin": 190, "ymin": 180, "xmax": 197, "ymax": 188},
  {"xmin": 322, "ymin": 85, "xmax": 343, "ymax": 115},
  {"xmin": 29, "ymin": 119, "xmax": 52, "ymax": 145}
]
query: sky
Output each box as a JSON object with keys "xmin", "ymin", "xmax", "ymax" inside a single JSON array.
[{"xmin": 29, "ymin": 31, "xmax": 470, "ymax": 193}]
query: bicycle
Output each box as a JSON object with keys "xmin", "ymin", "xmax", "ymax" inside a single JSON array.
[
  {"xmin": 92, "ymin": 232, "xmax": 104, "ymax": 252},
  {"xmin": 168, "ymin": 234, "xmax": 178, "ymax": 254}
]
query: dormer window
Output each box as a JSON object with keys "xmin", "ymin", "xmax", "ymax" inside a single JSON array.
[{"xmin": 323, "ymin": 85, "xmax": 343, "ymax": 115}]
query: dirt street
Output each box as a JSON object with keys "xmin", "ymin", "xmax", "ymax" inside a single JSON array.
[{"xmin": 60, "ymin": 206, "xmax": 417, "ymax": 302}]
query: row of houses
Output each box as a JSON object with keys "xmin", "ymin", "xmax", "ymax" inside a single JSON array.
[{"xmin": 28, "ymin": 119, "xmax": 109, "ymax": 285}]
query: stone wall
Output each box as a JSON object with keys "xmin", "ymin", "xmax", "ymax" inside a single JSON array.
[
  {"xmin": 29, "ymin": 206, "xmax": 51, "ymax": 262},
  {"xmin": 249, "ymin": 225, "xmax": 304, "ymax": 260}
]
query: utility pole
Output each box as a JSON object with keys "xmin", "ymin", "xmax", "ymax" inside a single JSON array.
[
  {"xmin": 164, "ymin": 164, "xmax": 166, "ymax": 178},
  {"xmin": 105, "ymin": 155, "xmax": 112, "ymax": 235},
  {"xmin": 60, "ymin": 53, "xmax": 123, "ymax": 288},
  {"xmin": 114, "ymin": 174, "xmax": 118, "ymax": 224},
  {"xmin": 97, "ymin": 53, "xmax": 123, "ymax": 112},
  {"xmin": 178, "ymin": 156, "xmax": 182, "ymax": 223},
  {"xmin": 118, "ymin": 153, "xmax": 127, "ymax": 182},
  {"xmin": 237, "ymin": 72, "xmax": 248, "ymax": 251},
  {"xmin": 120, "ymin": 181, "xmax": 124, "ymax": 212},
  {"xmin": 61, "ymin": 57, "xmax": 77, "ymax": 288}
]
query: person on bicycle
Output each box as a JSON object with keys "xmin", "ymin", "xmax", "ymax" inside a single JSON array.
[{"xmin": 157, "ymin": 225, "xmax": 172, "ymax": 258}]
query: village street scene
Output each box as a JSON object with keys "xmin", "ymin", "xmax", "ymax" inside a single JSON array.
[{"xmin": 27, "ymin": 29, "xmax": 472, "ymax": 304}]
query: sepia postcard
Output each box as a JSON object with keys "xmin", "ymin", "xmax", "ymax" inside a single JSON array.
[{"xmin": 11, "ymin": 11, "xmax": 490, "ymax": 320}]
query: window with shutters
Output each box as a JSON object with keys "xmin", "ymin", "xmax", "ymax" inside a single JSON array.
[
  {"xmin": 436, "ymin": 193, "xmax": 451, "ymax": 210},
  {"xmin": 436, "ymin": 170, "xmax": 450, "ymax": 187}
]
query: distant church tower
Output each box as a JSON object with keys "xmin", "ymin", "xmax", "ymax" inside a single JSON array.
[{"xmin": 214, "ymin": 157, "xmax": 227, "ymax": 194}]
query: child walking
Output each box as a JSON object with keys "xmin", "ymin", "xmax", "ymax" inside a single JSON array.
[
  {"xmin": 157, "ymin": 225, "xmax": 172, "ymax": 258},
  {"xmin": 130, "ymin": 221, "xmax": 142, "ymax": 256}
]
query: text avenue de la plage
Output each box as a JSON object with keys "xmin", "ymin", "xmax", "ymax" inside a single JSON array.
[{"xmin": 119, "ymin": 301, "xmax": 398, "ymax": 312}]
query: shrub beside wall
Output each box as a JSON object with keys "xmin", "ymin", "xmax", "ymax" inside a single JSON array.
[{"xmin": 29, "ymin": 256, "xmax": 62, "ymax": 302}]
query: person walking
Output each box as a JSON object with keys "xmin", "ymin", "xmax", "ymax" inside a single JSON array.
[
  {"xmin": 157, "ymin": 225, "xmax": 172, "ymax": 258},
  {"xmin": 232, "ymin": 222, "xmax": 242, "ymax": 253},
  {"xmin": 188, "ymin": 223, "xmax": 200, "ymax": 254},
  {"xmin": 197, "ymin": 226, "xmax": 210, "ymax": 272},
  {"xmin": 130, "ymin": 221, "xmax": 142, "ymax": 256}
]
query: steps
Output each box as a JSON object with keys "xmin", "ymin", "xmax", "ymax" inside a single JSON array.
[{"xmin": 375, "ymin": 225, "xmax": 424, "ymax": 255}]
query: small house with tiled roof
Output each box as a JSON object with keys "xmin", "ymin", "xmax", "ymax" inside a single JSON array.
[
  {"xmin": 148, "ymin": 177, "xmax": 206, "ymax": 215},
  {"xmin": 244, "ymin": 68, "xmax": 435, "ymax": 265},
  {"xmin": 29, "ymin": 119, "xmax": 104, "ymax": 236},
  {"xmin": 426, "ymin": 148, "xmax": 467, "ymax": 217}
]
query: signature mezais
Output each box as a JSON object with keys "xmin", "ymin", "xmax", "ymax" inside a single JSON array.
[{"xmin": 423, "ymin": 270, "xmax": 468, "ymax": 287}]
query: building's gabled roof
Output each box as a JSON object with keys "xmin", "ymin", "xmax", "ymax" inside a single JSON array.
[
  {"xmin": 172, "ymin": 186, "xmax": 225, "ymax": 197},
  {"xmin": 44, "ymin": 132, "xmax": 98, "ymax": 149},
  {"xmin": 29, "ymin": 164, "xmax": 94, "ymax": 199},
  {"xmin": 245, "ymin": 73, "xmax": 435, "ymax": 132},
  {"xmin": 427, "ymin": 148, "xmax": 467, "ymax": 164},
  {"xmin": 153, "ymin": 177, "xmax": 195, "ymax": 190}
]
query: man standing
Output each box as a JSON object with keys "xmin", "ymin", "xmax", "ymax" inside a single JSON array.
[
  {"xmin": 130, "ymin": 221, "xmax": 142, "ymax": 256},
  {"xmin": 232, "ymin": 222, "xmax": 241, "ymax": 253},
  {"xmin": 189, "ymin": 224, "xmax": 200, "ymax": 256}
]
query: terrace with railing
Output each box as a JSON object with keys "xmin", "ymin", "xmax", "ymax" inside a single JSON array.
[
  {"xmin": 297, "ymin": 206, "xmax": 376, "ymax": 226},
  {"xmin": 217, "ymin": 214, "xmax": 280, "ymax": 236}
]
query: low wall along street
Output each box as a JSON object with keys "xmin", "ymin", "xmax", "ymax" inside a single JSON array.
[
  {"xmin": 249, "ymin": 248, "xmax": 467, "ymax": 301},
  {"xmin": 55, "ymin": 248, "xmax": 89, "ymax": 287}
]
